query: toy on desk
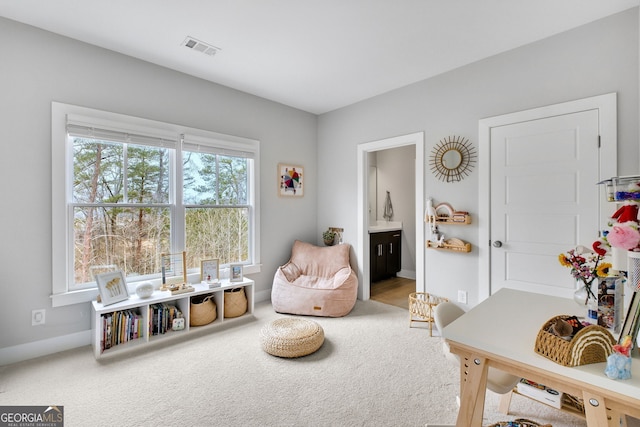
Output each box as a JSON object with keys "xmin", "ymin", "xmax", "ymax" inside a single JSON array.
[
  {"xmin": 547, "ymin": 316, "xmax": 583, "ymax": 341},
  {"xmin": 548, "ymin": 318, "xmax": 573, "ymax": 340},
  {"xmin": 604, "ymin": 335, "xmax": 633, "ymax": 380}
]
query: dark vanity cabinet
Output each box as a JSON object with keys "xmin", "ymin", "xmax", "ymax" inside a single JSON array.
[{"xmin": 370, "ymin": 231, "xmax": 401, "ymax": 282}]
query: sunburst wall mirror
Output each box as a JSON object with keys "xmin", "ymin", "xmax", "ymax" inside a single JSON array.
[{"xmin": 429, "ymin": 135, "xmax": 477, "ymax": 182}]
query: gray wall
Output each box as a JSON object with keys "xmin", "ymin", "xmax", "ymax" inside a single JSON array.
[
  {"xmin": 0, "ymin": 17, "xmax": 318, "ymax": 353},
  {"xmin": 317, "ymin": 8, "xmax": 639, "ymax": 306}
]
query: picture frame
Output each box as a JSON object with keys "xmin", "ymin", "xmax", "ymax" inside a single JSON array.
[
  {"xmin": 230, "ymin": 264, "xmax": 244, "ymax": 282},
  {"xmin": 96, "ymin": 270, "xmax": 129, "ymax": 306},
  {"xmin": 160, "ymin": 251, "xmax": 187, "ymax": 287},
  {"xmin": 89, "ymin": 264, "xmax": 118, "ymax": 282},
  {"xmin": 619, "ymin": 290, "xmax": 640, "ymax": 347},
  {"xmin": 278, "ymin": 164, "xmax": 304, "ymax": 197},
  {"xmin": 201, "ymin": 259, "xmax": 220, "ymax": 283}
]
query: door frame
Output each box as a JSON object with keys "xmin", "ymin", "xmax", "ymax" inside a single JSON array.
[
  {"xmin": 357, "ymin": 132, "xmax": 425, "ymax": 301},
  {"xmin": 478, "ymin": 93, "xmax": 617, "ymax": 302}
]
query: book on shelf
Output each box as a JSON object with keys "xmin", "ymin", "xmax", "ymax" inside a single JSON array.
[
  {"xmin": 100, "ymin": 309, "xmax": 141, "ymax": 353},
  {"xmin": 149, "ymin": 303, "xmax": 182, "ymax": 336}
]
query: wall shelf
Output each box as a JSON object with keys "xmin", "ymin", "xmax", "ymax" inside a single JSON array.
[
  {"xmin": 426, "ymin": 202, "xmax": 472, "ymax": 252},
  {"xmin": 427, "ymin": 238, "xmax": 472, "ymax": 253},
  {"xmin": 433, "ymin": 213, "xmax": 471, "ymax": 225}
]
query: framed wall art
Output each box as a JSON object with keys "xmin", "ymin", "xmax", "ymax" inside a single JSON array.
[
  {"xmin": 278, "ymin": 164, "xmax": 304, "ymax": 197},
  {"xmin": 230, "ymin": 264, "xmax": 244, "ymax": 282},
  {"xmin": 201, "ymin": 259, "xmax": 220, "ymax": 283},
  {"xmin": 96, "ymin": 270, "xmax": 129, "ymax": 306}
]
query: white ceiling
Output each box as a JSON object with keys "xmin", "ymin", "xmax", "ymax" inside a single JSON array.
[{"xmin": 0, "ymin": 1, "xmax": 638, "ymax": 114}]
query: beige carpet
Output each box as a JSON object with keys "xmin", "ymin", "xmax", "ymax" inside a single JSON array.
[{"xmin": 0, "ymin": 299, "xmax": 594, "ymax": 426}]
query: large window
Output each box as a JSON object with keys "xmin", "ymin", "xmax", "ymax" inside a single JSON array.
[{"xmin": 52, "ymin": 103, "xmax": 260, "ymax": 306}]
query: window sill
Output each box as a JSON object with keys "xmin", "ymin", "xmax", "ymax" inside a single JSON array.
[
  {"xmin": 51, "ymin": 264, "xmax": 261, "ymax": 307},
  {"xmin": 51, "ymin": 288, "xmax": 99, "ymax": 308}
]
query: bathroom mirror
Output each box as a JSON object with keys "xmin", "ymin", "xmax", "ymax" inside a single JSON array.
[{"xmin": 429, "ymin": 135, "xmax": 477, "ymax": 182}]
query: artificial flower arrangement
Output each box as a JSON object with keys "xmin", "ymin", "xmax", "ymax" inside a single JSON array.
[{"xmin": 558, "ymin": 245, "xmax": 612, "ymax": 303}]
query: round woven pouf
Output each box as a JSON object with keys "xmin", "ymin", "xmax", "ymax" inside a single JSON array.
[{"xmin": 260, "ymin": 318, "xmax": 324, "ymax": 358}]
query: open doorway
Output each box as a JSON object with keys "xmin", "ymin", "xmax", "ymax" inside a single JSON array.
[
  {"xmin": 356, "ymin": 132, "xmax": 425, "ymax": 302},
  {"xmin": 370, "ymin": 277, "xmax": 416, "ymax": 309}
]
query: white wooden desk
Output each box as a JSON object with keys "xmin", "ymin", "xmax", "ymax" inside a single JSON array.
[{"xmin": 444, "ymin": 288, "xmax": 640, "ymax": 427}]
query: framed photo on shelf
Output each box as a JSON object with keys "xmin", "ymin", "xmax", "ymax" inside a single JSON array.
[
  {"xmin": 161, "ymin": 251, "xmax": 187, "ymax": 287},
  {"xmin": 278, "ymin": 163, "xmax": 303, "ymax": 197},
  {"xmin": 89, "ymin": 264, "xmax": 117, "ymax": 281},
  {"xmin": 96, "ymin": 270, "xmax": 129, "ymax": 306},
  {"xmin": 201, "ymin": 259, "xmax": 219, "ymax": 283},
  {"xmin": 230, "ymin": 264, "xmax": 244, "ymax": 282}
]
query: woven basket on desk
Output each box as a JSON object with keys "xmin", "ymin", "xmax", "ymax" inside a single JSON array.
[{"xmin": 534, "ymin": 315, "xmax": 615, "ymax": 367}]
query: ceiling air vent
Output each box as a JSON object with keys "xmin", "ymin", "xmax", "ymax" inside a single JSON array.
[{"xmin": 182, "ymin": 36, "xmax": 220, "ymax": 57}]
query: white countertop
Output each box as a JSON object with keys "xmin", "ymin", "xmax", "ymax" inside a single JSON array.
[{"xmin": 368, "ymin": 221, "xmax": 402, "ymax": 233}]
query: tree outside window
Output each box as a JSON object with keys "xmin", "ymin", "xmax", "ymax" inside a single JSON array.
[{"xmin": 71, "ymin": 139, "xmax": 251, "ymax": 289}]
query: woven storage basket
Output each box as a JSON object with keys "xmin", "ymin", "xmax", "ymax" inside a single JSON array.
[
  {"xmin": 190, "ymin": 294, "xmax": 217, "ymax": 326},
  {"xmin": 408, "ymin": 292, "xmax": 449, "ymax": 336},
  {"xmin": 224, "ymin": 287, "xmax": 247, "ymax": 318},
  {"xmin": 534, "ymin": 315, "xmax": 615, "ymax": 367}
]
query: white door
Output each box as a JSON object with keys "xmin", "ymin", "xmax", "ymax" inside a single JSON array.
[{"xmin": 490, "ymin": 110, "xmax": 602, "ymax": 298}]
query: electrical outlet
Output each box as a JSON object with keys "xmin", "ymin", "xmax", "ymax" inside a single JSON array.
[
  {"xmin": 457, "ymin": 290, "xmax": 468, "ymax": 304},
  {"xmin": 32, "ymin": 309, "xmax": 45, "ymax": 326}
]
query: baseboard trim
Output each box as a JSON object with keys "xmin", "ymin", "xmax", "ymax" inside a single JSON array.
[
  {"xmin": 398, "ymin": 269, "xmax": 416, "ymax": 280},
  {"xmin": 254, "ymin": 288, "xmax": 271, "ymax": 303},
  {"xmin": 2, "ymin": 290, "xmax": 272, "ymax": 366},
  {"xmin": 0, "ymin": 330, "xmax": 91, "ymax": 366}
]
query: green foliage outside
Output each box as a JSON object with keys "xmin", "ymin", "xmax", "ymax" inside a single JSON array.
[{"xmin": 72, "ymin": 138, "xmax": 249, "ymax": 287}]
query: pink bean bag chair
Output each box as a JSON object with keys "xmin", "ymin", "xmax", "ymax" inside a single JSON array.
[{"xmin": 272, "ymin": 240, "xmax": 358, "ymax": 317}]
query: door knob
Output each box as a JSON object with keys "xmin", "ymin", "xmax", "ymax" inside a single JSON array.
[{"xmin": 492, "ymin": 240, "xmax": 503, "ymax": 248}]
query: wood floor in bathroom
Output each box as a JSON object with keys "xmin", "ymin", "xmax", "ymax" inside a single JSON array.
[{"xmin": 369, "ymin": 276, "xmax": 415, "ymax": 309}]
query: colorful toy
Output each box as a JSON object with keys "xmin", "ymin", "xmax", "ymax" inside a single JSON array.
[
  {"xmin": 607, "ymin": 223, "xmax": 640, "ymax": 251},
  {"xmin": 604, "ymin": 335, "xmax": 633, "ymax": 380},
  {"xmin": 611, "ymin": 203, "xmax": 639, "ymax": 223},
  {"xmin": 592, "ymin": 239, "xmax": 608, "ymax": 256}
]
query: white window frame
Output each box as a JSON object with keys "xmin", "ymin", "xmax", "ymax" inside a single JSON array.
[{"xmin": 51, "ymin": 102, "xmax": 261, "ymax": 307}]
